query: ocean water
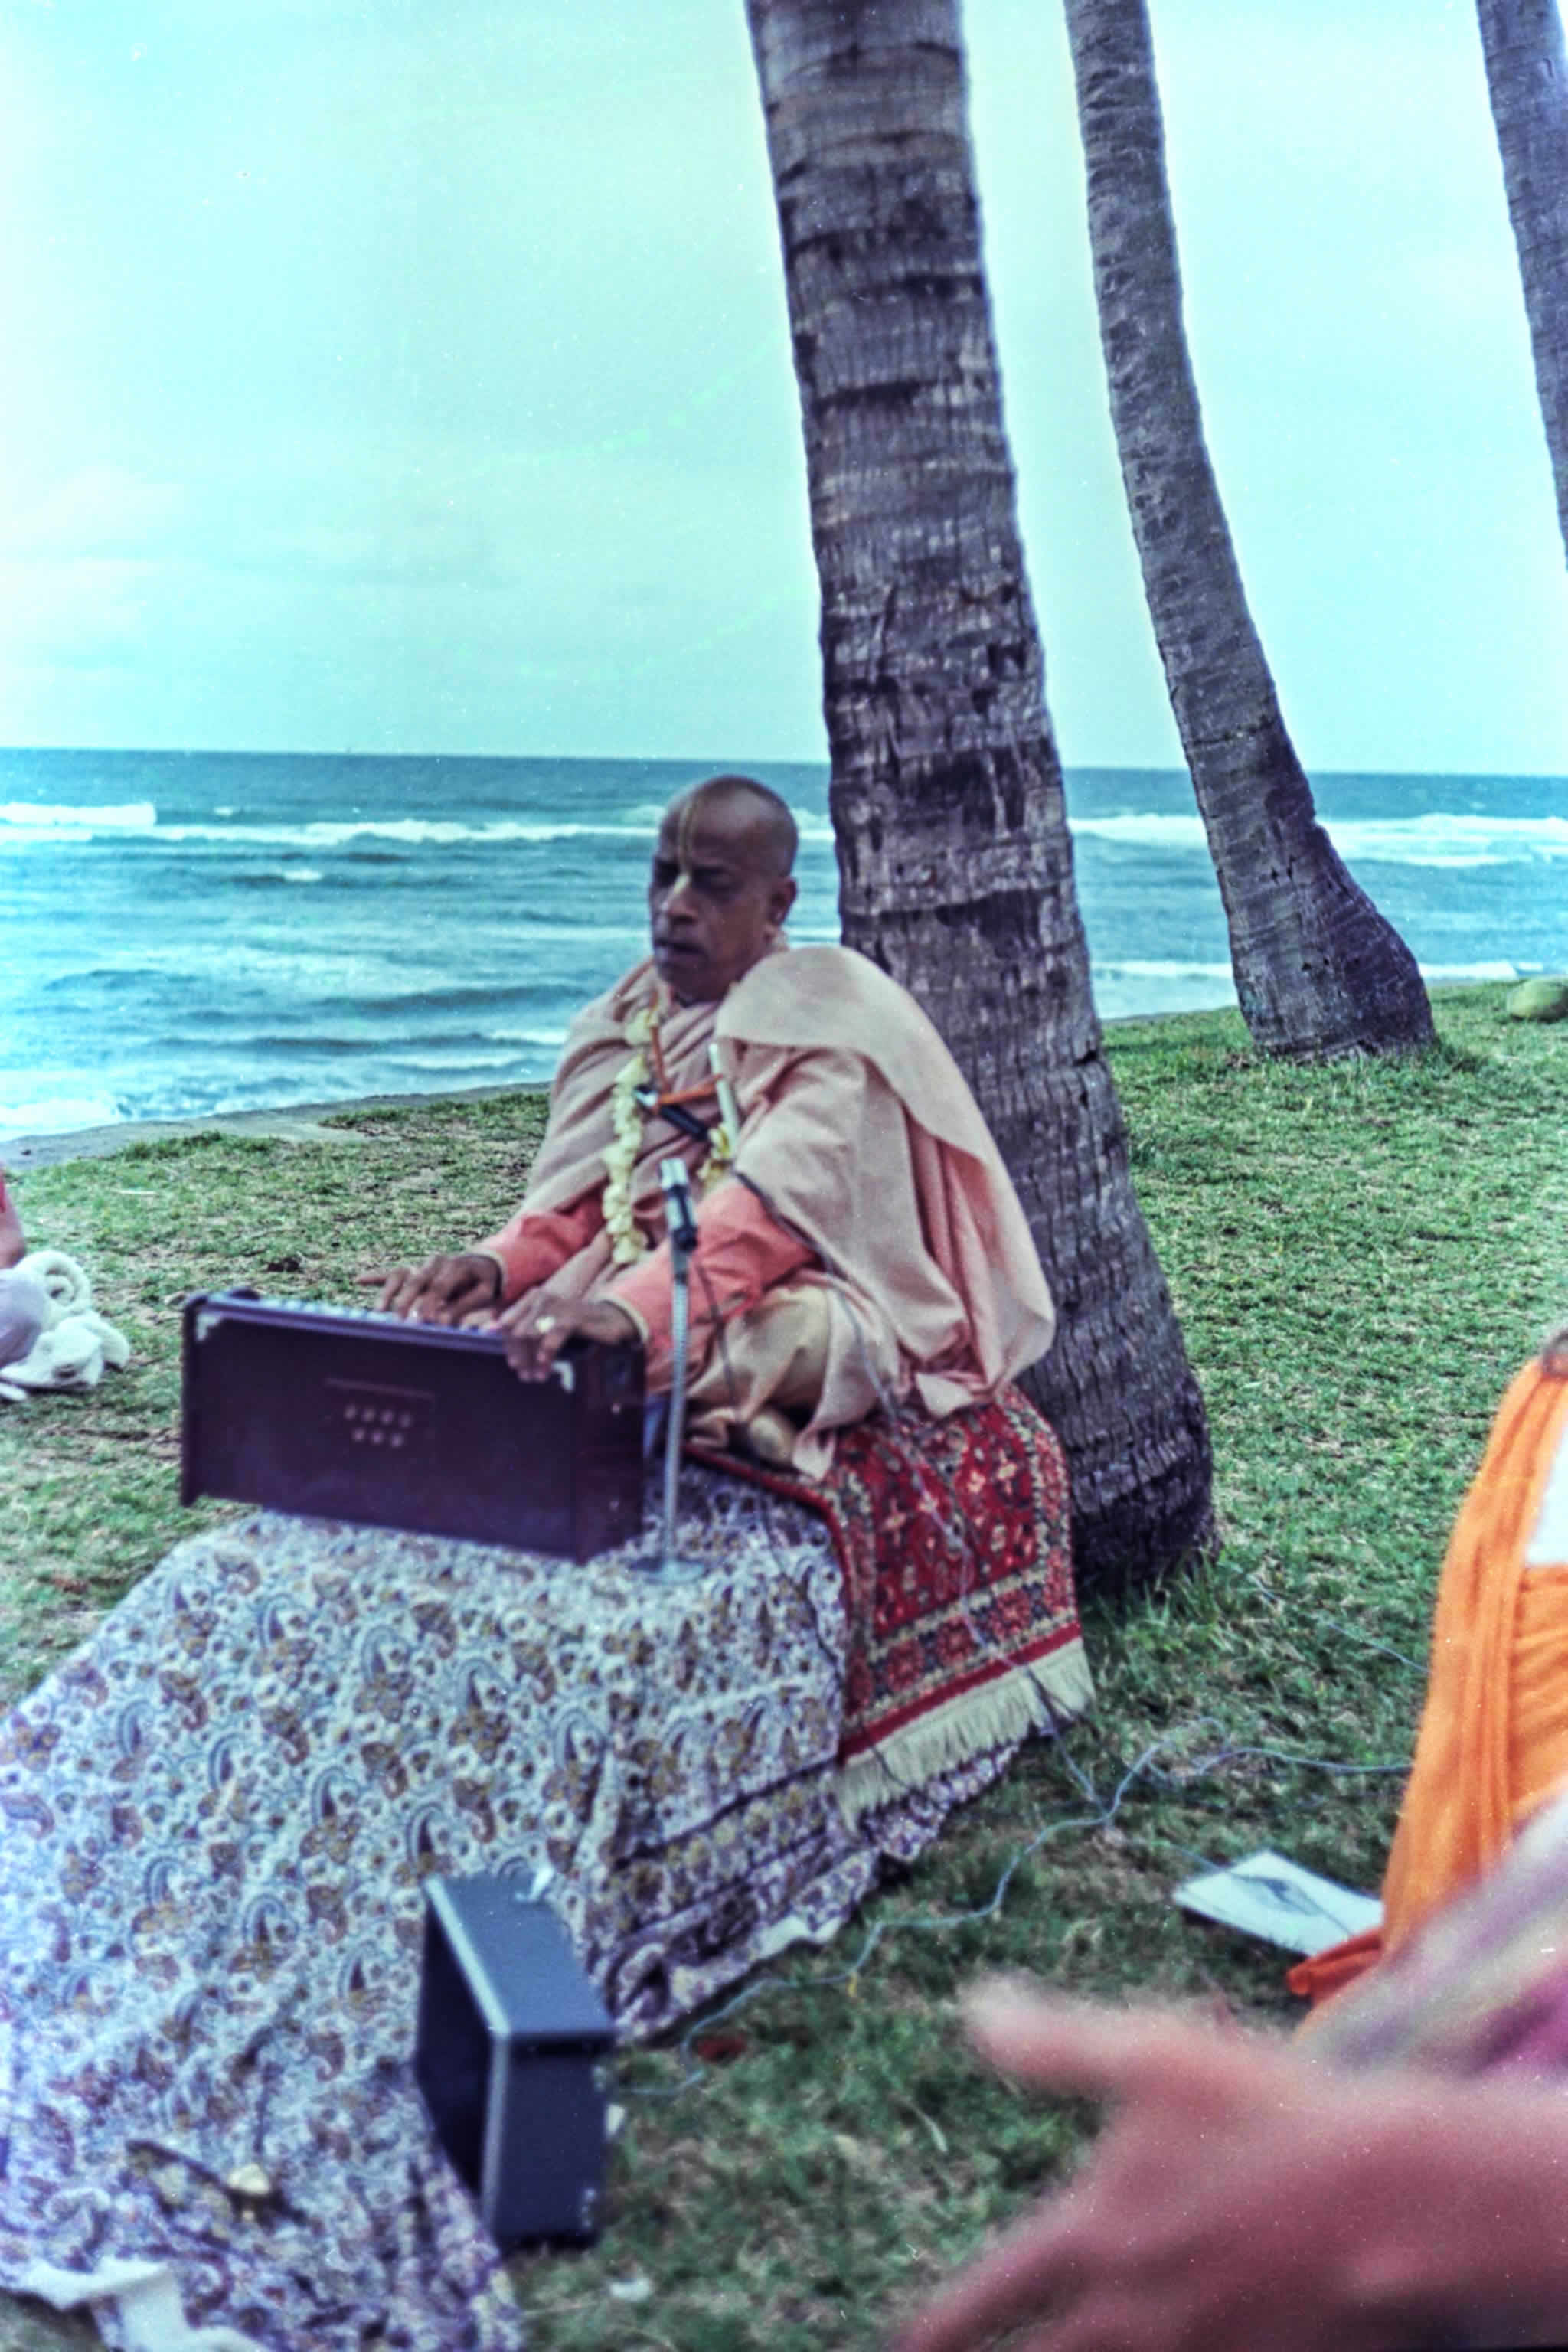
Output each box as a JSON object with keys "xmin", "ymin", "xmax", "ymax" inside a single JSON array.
[{"xmin": 1, "ymin": 747, "xmax": 1563, "ymax": 1142}]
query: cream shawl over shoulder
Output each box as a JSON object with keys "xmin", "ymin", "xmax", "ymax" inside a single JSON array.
[{"xmin": 716, "ymin": 946, "xmax": 1054, "ymax": 1452}]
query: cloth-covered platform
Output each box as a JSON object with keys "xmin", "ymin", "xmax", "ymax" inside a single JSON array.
[{"xmin": 0, "ymin": 1391, "xmax": 1089, "ymax": 2350}]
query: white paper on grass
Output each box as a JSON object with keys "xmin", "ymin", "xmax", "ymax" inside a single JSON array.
[
  {"xmin": 1172, "ymin": 1849, "xmax": 1382, "ymax": 1955},
  {"xmin": 15, "ymin": 2258, "xmax": 263, "ymax": 2350}
]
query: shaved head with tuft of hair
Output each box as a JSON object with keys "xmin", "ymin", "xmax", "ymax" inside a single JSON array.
[{"xmin": 675, "ymin": 774, "xmax": 799, "ymax": 880}]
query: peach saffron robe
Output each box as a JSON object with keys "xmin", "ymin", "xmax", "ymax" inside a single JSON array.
[{"xmin": 476, "ymin": 942, "xmax": 1056, "ymax": 1478}]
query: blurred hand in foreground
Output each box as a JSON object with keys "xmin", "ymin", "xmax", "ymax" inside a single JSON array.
[
  {"xmin": 891, "ymin": 1976, "xmax": 1568, "ymax": 2352},
  {"xmin": 361, "ymin": 1253, "xmax": 501, "ymax": 1324},
  {"xmin": 490, "ymin": 1288, "xmax": 639, "ymax": 1381}
]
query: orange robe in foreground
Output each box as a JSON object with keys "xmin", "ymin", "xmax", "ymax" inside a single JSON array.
[{"xmin": 1290, "ymin": 1346, "xmax": 1568, "ymax": 2009}]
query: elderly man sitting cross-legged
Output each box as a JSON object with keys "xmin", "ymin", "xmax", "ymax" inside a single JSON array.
[
  {"xmin": 375, "ymin": 773, "xmax": 1055, "ymax": 1476},
  {"xmin": 0, "ymin": 778, "xmax": 1093, "ymax": 2352}
]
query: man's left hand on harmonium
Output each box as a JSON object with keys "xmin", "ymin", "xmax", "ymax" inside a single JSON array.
[{"xmin": 488, "ymin": 1290, "xmax": 641, "ymax": 1382}]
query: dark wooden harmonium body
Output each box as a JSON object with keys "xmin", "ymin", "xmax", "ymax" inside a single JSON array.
[{"xmin": 181, "ymin": 1291, "xmax": 644, "ymax": 1561}]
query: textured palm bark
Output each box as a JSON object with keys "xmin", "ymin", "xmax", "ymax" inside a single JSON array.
[
  {"xmin": 746, "ymin": 0, "xmax": 1212, "ymax": 1593},
  {"xmin": 1064, "ymin": 0, "xmax": 1435, "ymax": 1060},
  {"xmin": 1477, "ymin": 0, "xmax": 1568, "ymax": 567}
]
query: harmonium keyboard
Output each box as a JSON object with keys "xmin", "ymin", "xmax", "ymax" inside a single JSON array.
[{"xmin": 180, "ymin": 1290, "xmax": 645, "ymax": 1562}]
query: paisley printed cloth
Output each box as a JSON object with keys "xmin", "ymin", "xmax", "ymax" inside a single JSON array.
[{"xmin": 0, "ymin": 1457, "xmax": 1047, "ymax": 2350}]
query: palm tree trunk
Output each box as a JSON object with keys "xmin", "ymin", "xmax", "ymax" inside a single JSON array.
[
  {"xmin": 1063, "ymin": 0, "xmax": 1436, "ymax": 1061},
  {"xmin": 1476, "ymin": 0, "xmax": 1568, "ymax": 567},
  {"xmin": 745, "ymin": 0, "xmax": 1212, "ymax": 1595}
]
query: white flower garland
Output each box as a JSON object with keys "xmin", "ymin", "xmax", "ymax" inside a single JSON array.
[{"xmin": 602, "ymin": 1004, "xmax": 735, "ymax": 1266}]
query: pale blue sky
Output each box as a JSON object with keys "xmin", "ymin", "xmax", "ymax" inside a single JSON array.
[{"xmin": 2, "ymin": 0, "xmax": 1563, "ymax": 773}]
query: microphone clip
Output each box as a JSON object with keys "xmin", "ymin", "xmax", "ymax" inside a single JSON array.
[
  {"xmin": 658, "ymin": 1156, "xmax": 699, "ymax": 1257},
  {"xmin": 634, "ymin": 1087, "xmax": 714, "ymax": 1150}
]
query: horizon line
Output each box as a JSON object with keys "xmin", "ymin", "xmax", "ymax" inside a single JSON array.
[{"xmin": 3, "ymin": 743, "xmax": 1566, "ymax": 785}]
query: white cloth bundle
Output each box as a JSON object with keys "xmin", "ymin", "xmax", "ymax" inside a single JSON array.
[
  {"xmin": 0, "ymin": 1249, "xmax": 130, "ymax": 1400},
  {"xmin": 23, "ymin": 1247, "xmax": 93, "ymax": 1320}
]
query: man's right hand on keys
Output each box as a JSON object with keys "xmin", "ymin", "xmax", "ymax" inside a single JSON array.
[{"xmin": 361, "ymin": 1253, "xmax": 502, "ymax": 1324}]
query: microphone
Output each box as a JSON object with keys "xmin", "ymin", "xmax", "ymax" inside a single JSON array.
[{"xmin": 658, "ymin": 1156, "xmax": 698, "ymax": 1255}]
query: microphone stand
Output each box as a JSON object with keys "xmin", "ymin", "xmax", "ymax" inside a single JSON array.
[{"xmin": 638, "ymin": 1156, "xmax": 707, "ymax": 1581}]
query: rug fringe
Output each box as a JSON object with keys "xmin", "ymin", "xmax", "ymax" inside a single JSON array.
[{"xmin": 834, "ymin": 1639, "xmax": 1095, "ymax": 1830}]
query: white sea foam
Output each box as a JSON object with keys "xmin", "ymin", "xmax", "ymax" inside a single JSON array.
[
  {"xmin": 1416, "ymin": 959, "xmax": 1524, "ymax": 981},
  {"xmin": 1071, "ymin": 813, "xmax": 1211, "ymax": 853},
  {"xmin": 0, "ymin": 1092, "xmax": 122, "ymax": 1141},
  {"xmin": 282, "ymin": 868, "xmax": 323, "ymax": 884},
  {"xmin": 0, "ymin": 799, "xmax": 158, "ymax": 840},
  {"xmin": 154, "ymin": 816, "xmax": 662, "ymax": 851},
  {"xmin": 1099, "ymin": 956, "xmax": 1527, "ymax": 987},
  {"xmin": 1069, "ymin": 808, "xmax": 1568, "ymax": 868},
  {"xmin": 1096, "ymin": 959, "xmax": 1235, "ymax": 981},
  {"xmin": 1331, "ymin": 814, "xmax": 1568, "ymax": 868},
  {"xmin": 392, "ymin": 1047, "xmax": 543, "ymax": 1074},
  {"xmin": 512, "ymin": 923, "xmax": 645, "ymax": 947},
  {"xmin": 151, "ymin": 814, "xmax": 830, "ymax": 859},
  {"xmin": 1092, "ymin": 961, "xmax": 1237, "ymax": 1018},
  {"xmin": 4, "ymin": 799, "xmax": 1562, "ymax": 871},
  {"xmin": 617, "ymin": 797, "xmax": 835, "ymax": 845},
  {"xmin": 482, "ymin": 1026, "xmax": 573, "ymax": 1049}
]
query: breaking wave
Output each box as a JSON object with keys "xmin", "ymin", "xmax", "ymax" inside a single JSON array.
[
  {"xmin": 1070, "ymin": 809, "xmax": 1568, "ymax": 869},
  {"xmin": 0, "ymin": 799, "xmax": 158, "ymax": 841}
]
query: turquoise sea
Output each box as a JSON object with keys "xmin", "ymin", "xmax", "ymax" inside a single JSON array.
[{"xmin": 1, "ymin": 748, "xmax": 1563, "ymax": 1141}]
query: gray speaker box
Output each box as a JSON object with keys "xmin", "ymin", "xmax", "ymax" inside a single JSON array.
[{"xmin": 414, "ymin": 1874, "xmax": 615, "ymax": 2246}]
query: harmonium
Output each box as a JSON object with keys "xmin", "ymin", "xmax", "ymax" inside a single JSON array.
[{"xmin": 180, "ymin": 1290, "xmax": 644, "ymax": 1561}]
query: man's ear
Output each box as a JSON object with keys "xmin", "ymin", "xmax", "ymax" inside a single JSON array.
[{"xmin": 769, "ymin": 875, "xmax": 799, "ymax": 930}]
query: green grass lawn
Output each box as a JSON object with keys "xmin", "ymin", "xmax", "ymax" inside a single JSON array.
[{"xmin": 0, "ymin": 982, "xmax": 1563, "ymax": 2350}]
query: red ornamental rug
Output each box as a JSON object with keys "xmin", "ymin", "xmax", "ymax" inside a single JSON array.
[{"xmin": 694, "ymin": 1383, "xmax": 1094, "ymax": 1821}]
